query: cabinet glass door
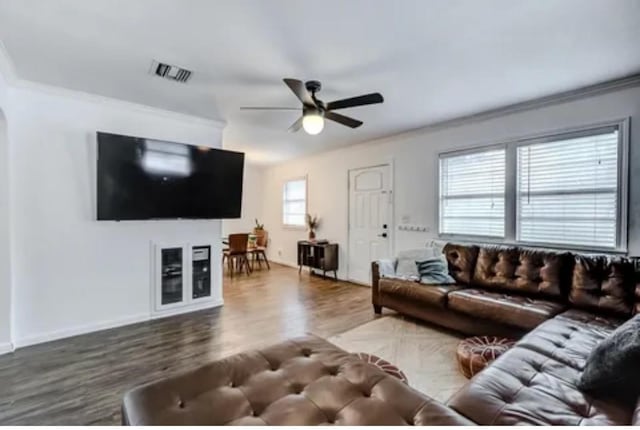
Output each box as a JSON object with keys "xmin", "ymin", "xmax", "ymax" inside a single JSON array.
[
  {"xmin": 191, "ymin": 245, "xmax": 211, "ymax": 299},
  {"xmin": 161, "ymin": 247, "xmax": 183, "ymax": 305}
]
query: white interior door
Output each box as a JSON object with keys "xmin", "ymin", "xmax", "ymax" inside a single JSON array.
[{"xmin": 348, "ymin": 165, "xmax": 392, "ymax": 285}]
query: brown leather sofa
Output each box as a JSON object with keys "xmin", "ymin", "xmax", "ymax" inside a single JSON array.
[
  {"xmin": 121, "ymin": 335, "xmax": 474, "ymax": 426},
  {"xmin": 372, "ymin": 242, "xmax": 640, "ymax": 425}
]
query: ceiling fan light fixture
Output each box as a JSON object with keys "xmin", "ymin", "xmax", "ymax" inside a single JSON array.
[{"xmin": 302, "ymin": 112, "xmax": 324, "ymax": 135}]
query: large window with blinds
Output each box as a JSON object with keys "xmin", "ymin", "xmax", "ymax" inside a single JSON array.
[
  {"xmin": 438, "ymin": 121, "xmax": 627, "ymax": 251},
  {"xmin": 439, "ymin": 148, "xmax": 506, "ymax": 237},
  {"xmin": 283, "ymin": 177, "xmax": 307, "ymax": 227},
  {"xmin": 516, "ymin": 127, "xmax": 621, "ymax": 248}
]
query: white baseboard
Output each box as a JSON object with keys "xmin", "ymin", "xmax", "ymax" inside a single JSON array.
[
  {"xmin": 13, "ymin": 312, "xmax": 150, "ymax": 349},
  {"xmin": 269, "ymin": 258, "xmax": 351, "ymax": 283},
  {"xmin": 269, "ymin": 258, "xmax": 298, "ymax": 269},
  {"xmin": 150, "ymin": 298, "xmax": 223, "ymax": 320},
  {"xmin": 0, "ymin": 342, "xmax": 14, "ymax": 356},
  {"xmin": 13, "ymin": 299, "xmax": 225, "ymax": 349}
]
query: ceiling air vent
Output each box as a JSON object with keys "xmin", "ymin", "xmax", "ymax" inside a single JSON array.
[{"xmin": 150, "ymin": 60, "xmax": 192, "ymax": 83}]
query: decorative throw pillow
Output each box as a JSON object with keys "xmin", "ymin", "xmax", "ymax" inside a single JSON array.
[
  {"xmin": 395, "ymin": 248, "xmax": 438, "ymax": 279},
  {"xmin": 415, "ymin": 255, "xmax": 456, "ymax": 284},
  {"xmin": 578, "ymin": 314, "xmax": 640, "ymax": 403},
  {"xmin": 377, "ymin": 258, "xmax": 397, "ymax": 278},
  {"xmin": 425, "ymin": 239, "xmax": 447, "ymax": 255}
]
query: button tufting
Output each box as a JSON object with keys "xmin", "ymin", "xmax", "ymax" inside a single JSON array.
[
  {"xmin": 363, "ymin": 391, "xmax": 371, "ymax": 398},
  {"xmin": 177, "ymin": 400, "xmax": 185, "ymax": 409},
  {"xmin": 301, "ymin": 348, "xmax": 312, "ymax": 357}
]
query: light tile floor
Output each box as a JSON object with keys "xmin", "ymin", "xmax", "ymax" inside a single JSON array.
[{"xmin": 328, "ymin": 315, "xmax": 468, "ymax": 403}]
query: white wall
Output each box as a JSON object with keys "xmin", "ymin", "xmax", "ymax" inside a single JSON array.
[
  {"xmin": 6, "ymin": 83, "xmax": 226, "ymax": 347},
  {"xmin": 0, "ymin": 70, "xmax": 11, "ymax": 353},
  {"xmin": 262, "ymin": 85, "xmax": 640, "ymax": 281},
  {"xmin": 222, "ymin": 162, "xmax": 264, "ymax": 236}
]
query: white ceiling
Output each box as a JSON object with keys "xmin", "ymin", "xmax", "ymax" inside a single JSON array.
[{"xmin": 0, "ymin": 0, "xmax": 639, "ymax": 164}]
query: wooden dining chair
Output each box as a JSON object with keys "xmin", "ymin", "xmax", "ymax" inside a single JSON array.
[
  {"xmin": 251, "ymin": 230, "xmax": 270, "ymax": 270},
  {"xmin": 222, "ymin": 233, "xmax": 251, "ymax": 277}
]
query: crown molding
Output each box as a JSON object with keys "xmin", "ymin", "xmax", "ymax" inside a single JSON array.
[
  {"xmin": 12, "ymin": 79, "xmax": 227, "ymax": 129},
  {"xmin": 270, "ymin": 71, "xmax": 640, "ymax": 167},
  {"xmin": 0, "ymin": 39, "xmax": 18, "ymax": 86},
  {"xmin": 0, "ymin": 40, "xmax": 225, "ymax": 129},
  {"xmin": 324, "ymin": 71, "xmax": 640, "ymax": 159},
  {"xmin": 399, "ymin": 72, "xmax": 640, "ymax": 137}
]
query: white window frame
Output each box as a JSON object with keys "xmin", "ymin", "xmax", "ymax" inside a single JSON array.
[
  {"xmin": 437, "ymin": 118, "xmax": 629, "ymax": 253},
  {"xmin": 282, "ymin": 176, "xmax": 308, "ymax": 229},
  {"xmin": 438, "ymin": 144, "xmax": 507, "ymax": 241}
]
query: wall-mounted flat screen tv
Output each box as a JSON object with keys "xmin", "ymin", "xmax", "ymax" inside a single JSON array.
[{"xmin": 97, "ymin": 132, "xmax": 244, "ymax": 220}]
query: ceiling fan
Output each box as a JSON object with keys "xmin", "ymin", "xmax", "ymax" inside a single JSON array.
[{"xmin": 240, "ymin": 78, "xmax": 384, "ymax": 135}]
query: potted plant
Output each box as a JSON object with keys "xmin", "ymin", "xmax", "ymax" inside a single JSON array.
[
  {"xmin": 306, "ymin": 214, "xmax": 319, "ymax": 240},
  {"xmin": 253, "ymin": 219, "xmax": 266, "ymax": 246}
]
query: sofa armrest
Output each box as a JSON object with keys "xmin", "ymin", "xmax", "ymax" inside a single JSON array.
[{"xmin": 414, "ymin": 398, "xmax": 477, "ymax": 426}]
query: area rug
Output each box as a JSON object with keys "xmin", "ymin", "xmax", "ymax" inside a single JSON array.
[{"xmin": 327, "ymin": 316, "xmax": 468, "ymax": 403}]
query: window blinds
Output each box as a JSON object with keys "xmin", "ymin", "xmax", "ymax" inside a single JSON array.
[
  {"xmin": 439, "ymin": 148, "xmax": 505, "ymax": 237},
  {"xmin": 516, "ymin": 128, "xmax": 619, "ymax": 248},
  {"xmin": 283, "ymin": 179, "xmax": 306, "ymax": 226}
]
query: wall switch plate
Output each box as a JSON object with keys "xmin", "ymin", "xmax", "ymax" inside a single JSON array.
[{"xmin": 398, "ymin": 224, "xmax": 430, "ymax": 232}]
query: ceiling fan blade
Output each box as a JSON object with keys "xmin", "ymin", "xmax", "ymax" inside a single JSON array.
[
  {"xmin": 324, "ymin": 111, "xmax": 363, "ymax": 128},
  {"xmin": 283, "ymin": 78, "xmax": 316, "ymax": 107},
  {"xmin": 326, "ymin": 93, "xmax": 384, "ymax": 111},
  {"xmin": 288, "ymin": 116, "xmax": 304, "ymax": 132},
  {"xmin": 240, "ymin": 107, "xmax": 300, "ymax": 110}
]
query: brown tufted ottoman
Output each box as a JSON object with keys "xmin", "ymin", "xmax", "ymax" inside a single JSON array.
[
  {"xmin": 456, "ymin": 336, "xmax": 516, "ymax": 378},
  {"xmin": 122, "ymin": 335, "xmax": 473, "ymax": 425}
]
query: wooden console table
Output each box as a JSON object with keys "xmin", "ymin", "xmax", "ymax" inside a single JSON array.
[{"xmin": 297, "ymin": 241, "xmax": 338, "ymax": 280}]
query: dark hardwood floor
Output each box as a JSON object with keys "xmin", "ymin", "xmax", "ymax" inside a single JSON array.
[{"xmin": 0, "ymin": 264, "xmax": 374, "ymax": 425}]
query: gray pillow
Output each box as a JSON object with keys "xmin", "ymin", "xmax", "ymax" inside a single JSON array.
[
  {"xmin": 395, "ymin": 248, "xmax": 438, "ymax": 279},
  {"xmin": 377, "ymin": 258, "xmax": 397, "ymax": 278},
  {"xmin": 578, "ymin": 314, "xmax": 640, "ymax": 403},
  {"xmin": 415, "ymin": 255, "xmax": 455, "ymax": 285}
]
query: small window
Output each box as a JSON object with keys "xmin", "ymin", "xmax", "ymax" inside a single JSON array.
[
  {"xmin": 283, "ymin": 178, "xmax": 307, "ymax": 227},
  {"xmin": 439, "ymin": 148, "xmax": 506, "ymax": 238}
]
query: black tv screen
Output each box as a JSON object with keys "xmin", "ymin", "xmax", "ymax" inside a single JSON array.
[{"xmin": 97, "ymin": 132, "xmax": 244, "ymax": 220}]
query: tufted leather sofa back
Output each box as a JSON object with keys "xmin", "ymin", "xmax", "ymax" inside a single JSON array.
[
  {"xmin": 445, "ymin": 243, "xmax": 572, "ymax": 299},
  {"xmin": 569, "ymin": 255, "xmax": 637, "ymax": 317},
  {"xmin": 444, "ymin": 242, "xmax": 640, "ymax": 318},
  {"xmin": 474, "ymin": 246, "xmax": 573, "ymax": 298},
  {"xmin": 443, "ymin": 243, "xmax": 479, "ymax": 284}
]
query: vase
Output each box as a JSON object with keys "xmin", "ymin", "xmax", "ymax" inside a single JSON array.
[
  {"xmin": 308, "ymin": 230, "xmax": 316, "ymax": 240},
  {"xmin": 253, "ymin": 228, "xmax": 268, "ymax": 248}
]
